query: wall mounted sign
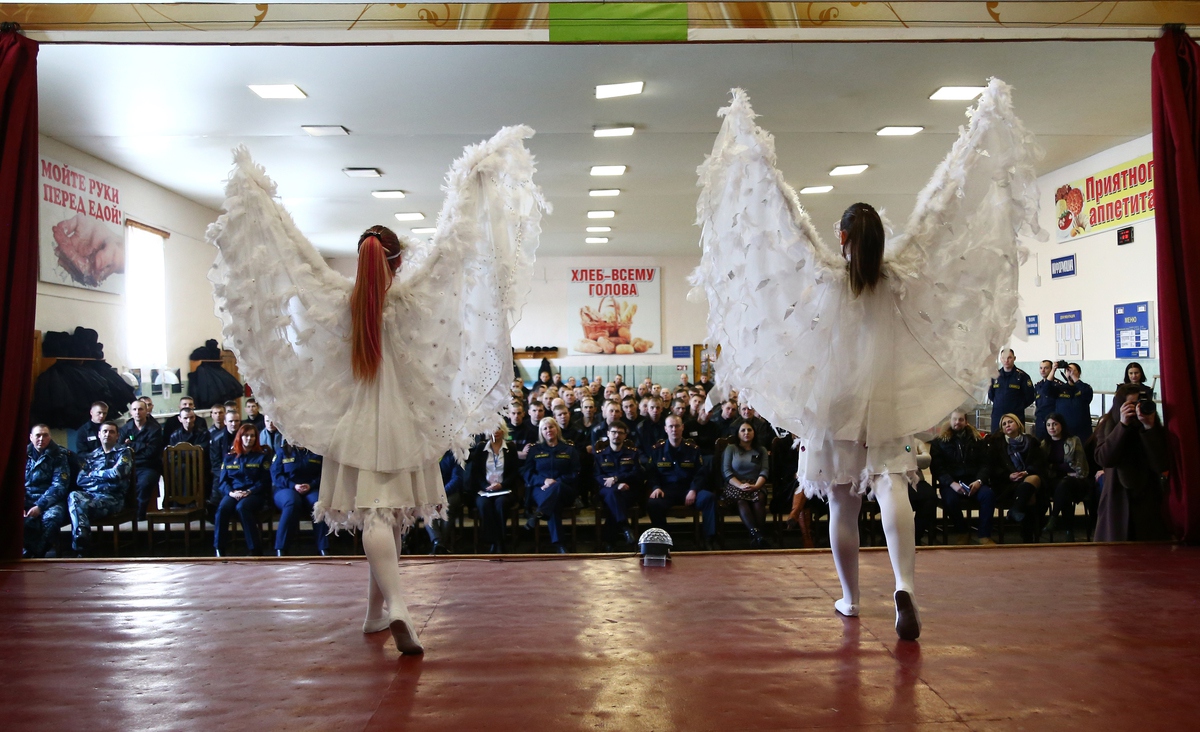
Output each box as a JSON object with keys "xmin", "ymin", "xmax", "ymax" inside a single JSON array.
[
  {"xmin": 1114, "ymin": 301, "xmax": 1153, "ymax": 359},
  {"xmin": 38, "ymin": 156, "xmax": 125, "ymax": 294},
  {"xmin": 569, "ymin": 265, "xmax": 661, "ymax": 355},
  {"xmin": 1055, "ymin": 310, "xmax": 1083, "ymax": 359},
  {"xmin": 1050, "ymin": 254, "xmax": 1077, "ymax": 279},
  {"xmin": 672, "ymin": 345, "xmax": 691, "ymax": 359},
  {"xmin": 1025, "ymin": 314, "xmax": 1039, "ymax": 337},
  {"xmin": 1054, "ymin": 152, "xmax": 1154, "ymax": 243}
]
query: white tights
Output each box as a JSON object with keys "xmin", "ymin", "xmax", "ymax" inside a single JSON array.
[
  {"xmin": 362, "ymin": 520, "xmax": 410, "ymax": 625},
  {"xmin": 827, "ymin": 474, "xmax": 916, "ymax": 611}
]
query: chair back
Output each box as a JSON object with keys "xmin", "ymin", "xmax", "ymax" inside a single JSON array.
[{"xmin": 162, "ymin": 444, "xmax": 206, "ymax": 510}]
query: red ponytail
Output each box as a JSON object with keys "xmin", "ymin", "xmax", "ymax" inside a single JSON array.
[{"xmin": 351, "ymin": 227, "xmax": 402, "ymax": 382}]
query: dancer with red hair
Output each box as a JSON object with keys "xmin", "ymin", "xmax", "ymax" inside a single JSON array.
[{"xmin": 208, "ymin": 126, "xmax": 546, "ymax": 654}]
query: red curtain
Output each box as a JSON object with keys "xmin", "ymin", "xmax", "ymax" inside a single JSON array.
[
  {"xmin": 1152, "ymin": 26, "xmax": 1200, "ymax": 543},
  {"xmin": 0, "ymin": 29, "xmax": 39, "ymax": 561}
]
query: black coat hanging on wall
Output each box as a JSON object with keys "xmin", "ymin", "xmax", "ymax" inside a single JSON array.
[
  {"xmin": 30, "ymin": 327, "xmax": 137, "ymax": 429},
  {"xmin": 186, "ymin": 339, "xmax": 243, "ymax": 407}
]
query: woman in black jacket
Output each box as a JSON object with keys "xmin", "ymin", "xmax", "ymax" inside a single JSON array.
[
  {"xmin": 467, "ymin": 426, "xmax": 523, "ymax": 553},
  {"xmin": 1094, "ymin": 385, "xmax": 1170, "ymax": 541},
  {"xmin": 990, "ymin": 413, "xmax": 1047, "ymax": 542}
]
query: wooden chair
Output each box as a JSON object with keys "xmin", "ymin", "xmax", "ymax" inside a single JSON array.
[{"xmin": 148, "ymin": 444, "xmax": 208, "ymax": 555}]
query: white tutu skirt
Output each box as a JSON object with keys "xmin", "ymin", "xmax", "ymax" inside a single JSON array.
[
  {"xmin": 798, "ymin": 435, "xmax": 919, "ymax": 500},
  {"xmin": 313, "ymin": 457, "xmax": 447, "ymax": 533}
]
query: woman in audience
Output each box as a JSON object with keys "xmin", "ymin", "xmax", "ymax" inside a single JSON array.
[
  {"xmin": 1094, "ymin": 384, "xmax": 1170, "ymax": 541},
  {"xmin": 722, "ymin": 421, "xmax": 771, "ymax": 548},
  {"xmin": 468, "ymin": 425, "xmax": 522, "ymax": 553},
  {"xmin": 1121, "ymin": 362, "xmax": 1155, "ymax": 400},
  {"xmin": 522, "ymin": 417, "xmax": 580, "ymax": 553},
  {"xmin": 990, "ymin": 413, "xmax": 1047, "ymax": 542},
  {"xmin": 272, "ymin": 439, "xmax": 328, "ymax": 556},
  {"xmin": 213, "ymin": 424, "xmax": 272, "ymax": 556},
  {"xmin": 1040, "ymin": 413, "xmax": 1091, "ymax": 541}
]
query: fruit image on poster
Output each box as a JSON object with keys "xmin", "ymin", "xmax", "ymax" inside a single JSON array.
[
  {"xmin": 568, "ymin": 266, "xmax": 661, "ymax": 355},
  {"xmin": 1055, "ymin": 152, "xmax": 1154, "ymax": 243}
]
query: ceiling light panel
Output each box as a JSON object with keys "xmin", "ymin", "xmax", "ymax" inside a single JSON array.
[
  {"xmin": 302, "ymin": 125, "xmax": 348, "ymax": 136},
  {"xmin": 799, "ymin": 185, "xmax": 834, "ymax": 194},
  {"xmin": 877, "ymin": 126, "xmax": 923, "ymax": 136},
  {"xmin": 588, "ymin": 210, "xmax": 616, "ymax": 219},
  {"xmin": 595, "ymin": 81, "xmax": 644, "ymax": 99},
  {"xmin": 590, "ymin": 165, "xmax": 626, "ymax": 176},
  {"xmin": 589, "ymin": 189, "xmax": 620, "ymax": 197},
  {"xmin": 594, "ymin": 126, "xmax": 635, "ymax": 138},
  {"xmin": 586, "ymin": 226, "xmax": 612, "ymax": 233},
  {"xmin": 249, "ymin": 84, "xmax": 307, "ymax": 99},
  {"xmin": 394, "ymin": 212, "xmax": 424, "ymax": 222},
  {"xmin": 585, "ymin": 237, "xmax": 610, "ymax": 244},
  {"xmin": 929, "ymin": 86, "xmax": 985, "ymax": 101},
  {"xmin": 410, "ymin": 227, "xmax": 436, "ymax": 234},
  {"xmin": 371, "ymin": 190, "xmax": 406, "ymax": 199},
  {"xmin": 829, "ymin": 165, "xmax": 869, "ymax": 176},
  {"xmin": 343, "ymin": 168, "xmax": 381, "ymax": 178}
]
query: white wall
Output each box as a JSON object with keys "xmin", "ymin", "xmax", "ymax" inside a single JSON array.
[
  {"xmin": 35, "ymin": 136, "xmax": 222, "ymax": 390},
  {"xmin": 1016, "ymin": 133, "xmax": 1158, "ymax": 395}
]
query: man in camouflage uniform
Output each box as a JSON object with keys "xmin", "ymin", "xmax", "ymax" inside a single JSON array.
[
  {"xmin": 24, "ymin": 424, "xmax": 71, "ymax": 557},
  {"xmin": 69, "ymin": 422, "xmax": 132, "ymax": 556}
]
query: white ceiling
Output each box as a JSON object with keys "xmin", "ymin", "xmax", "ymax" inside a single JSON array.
[{"xmin": 37, "ymin": 41, "xmax": 1154, "ymax": 257}]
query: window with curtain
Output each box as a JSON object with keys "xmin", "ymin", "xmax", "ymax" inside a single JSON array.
[{"xmin": 125, "ymin": 223, "xmax": 167, "ymax": 370}]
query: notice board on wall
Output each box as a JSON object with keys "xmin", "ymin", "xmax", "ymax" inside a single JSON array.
[
  {"xmin": 1055, "ymin": 310, "xmax": 1084, "ymax": 360},
  {"xmin": 568, "ymin": 266, "xmax": 661, "ymax": 355},
  {"xmin": 1113, "ymin": 301, "xmax": 1153, "ymax": 359}
]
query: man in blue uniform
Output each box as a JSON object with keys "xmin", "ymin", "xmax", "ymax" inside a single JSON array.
[
  {"xmin": 69, "ymin": 422, "xmax": 132, "ymax": 556},
  {"xmin": 987, "ymin": 348, "xmax": 1035, "ymax": 433},
  {"xmin": 1055, "ymin": 362, "xmax": 1095, "ymax": 442},
  {"xmin": 593, "ymin": 422, "xmax": 642, "ymax": 549},
  {"xmin": 1032, "ymin": 360, "xmax": 1063, "ymax": 440},
  {"xmin": 73, "ymin": 401, "xmax": 108, "ymax": 456},
  {"xmin": 645, "ymin": 415, "xmax": 719, "ymax": 549},
  {"xmin": 25, "ymin": 424, "xmax": 71, "ymax": 557},
  {"xmin": 271, "ymin": 441, "xmax": 327, "ymax": 556},
  {"xmin": 119, "ymin": 399, "xmax": 164, "ymax": 519}
]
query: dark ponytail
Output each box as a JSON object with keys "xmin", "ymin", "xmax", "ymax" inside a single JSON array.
[{"xmin": 839, "ymin": 202, "xmax": 885, "ymax": 297}]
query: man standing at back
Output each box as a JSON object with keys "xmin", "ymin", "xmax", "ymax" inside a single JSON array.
[
  {"xmin": 987, "ymin": 348, "xmax": 1035, "ymax": 433},
  {"xmin": 73, "ymin": 401, "xmax": 108, "ymax": 456}
]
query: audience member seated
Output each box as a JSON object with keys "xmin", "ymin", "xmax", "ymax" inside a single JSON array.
[
  {"xmin": 620, "ymin": 396, "xmax": 641, "ymax": 432},
  {"xmin": 931, "ymin": 411, "xmax": 996, "ymax": 545},
  {"xmin": 1121, "ymin": 361, "xmax": 1155, "ymax": 400},
  {"xmin": 208, "ymin": 410, "xmax": 240, "ymax": 502},
  {"xmin": 244, "ymin": 397, "xmax": 266, "ymax": 433},
  {"xmin": 573, "ymin": 396, "xmax": 599, "ymax": 437},
  {"xmin": 1040, "ymin": 412, "xmax": 1092, "ymax": 541},
  {"xmin": 424, "ymin": 450, "xmax": 463, "ymax": 555},
  {"xmin": 271, "ymin": 440, "xmax": 328, "ymax": 556},
  {"xmin": 162, "ymin": 396, "xmax": 208, "ymax": 437},
  {"xmin": 594, "ymin": 422, "xmax": 642, "ymax": 549},
  {"xmin": 138, "ymin": 396, "xmax": 161, "ymax": 424},
  {"xmin": 636, "ymin": 397, "xmax": 667, "ymax": 455},
  {"xmin": 168, "ymin": 407, "xmax": 210, "ymax": 448},
  {"xmin": 522, "ymin": 417, "xmax": 580, "ymax": 554},
  {"xmin": 645, "ymin": 415, "xmax": 718, "ymax": 549},
  {"xmin": 73, "ymin": 401, "xmax": 108, "ymax": 456},
  {"xmin": 1055, "ymin": 362, "xmax": 1094, "ymax": 443},
  {"xmin": 991, "ymin": 413, "xmax": 1047, "ymax": 542},
  {"xmin": 24, "ymin": 424, "xmax": 71, "ymax": 558},
  {"xmin": 468, "ymin": 426, "xmax": 522, "ymax": 553},
  {"xmin": 909, "ymin": 440, "xmax": 939, "ymax": 546},
  {"xmin": 591, "ymin": 400, "xmax": 622, "ymax": 453},
  {"xmin": 683, "ymin": 404, "xmax": 721, "ymax": 458},
  {"xmin": 213, "ymin": 424, "xmax": 272, "ymax": 556},
  {"xmin": 68, "ymin": 422, "xmax": 132, "ymax": 557},
  {"xmin": 505, "ymin": 401, "xmax": 537, "ymax": 462},
  {"xmin": 554, "ymin": 403, "xmax": 590, "ymax": 506},
  {"xmin": 527, "ymin": 401, "xmax": 547, "ymax": 432},
  {"xmin": 987, "ymin": 348, "xmax": 1035, "ymax": 433},
  {"xmin": 223, "ymin": 399, "xmax": 242, "ymax": 422},
  {"xmin": 1094, "ymin": 385, "xmax": 1170, "ymax": 542},
  {"xmin": 722, "ymin": 421, "xmax": 771, "ymax": 548},
  {"xmin": 710, "ymin": 400, "xmax": 737, "ymax": 436},
  {"xmin": 258, "ymin": 414, "xmax": 284, "ymax": 454},
  {"xmin": 119, "ymin": 399, "xmax": 164, "ymax": 519},
  {"xmin": 1032, "ymin": 360, "xmax": 1063, "ymax": 441}
]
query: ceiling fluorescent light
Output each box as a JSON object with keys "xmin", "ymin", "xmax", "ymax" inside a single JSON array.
[
  {"xmin": 594, "ymin": 126, "xmax": 635, "ymax": 138},
  {"xmin": 829, "ymin": 165, "xmax": 869, "ymax": 176},
  {"xmin": 394, "ymin": 212, "xmax": 425, "ymax": 222},
  {"xmin": 590, "ymin": 189, "xmax": 620, "ymax": 197},
  {"xmin": 929, "ymin": 86, "xmax": 985, "ymax": 101},
  {"xmin": 590, "ymin": 165, "xmax": 626, "ymax": 176},
  {"xmin": 588, "ymin": 210, "xmax": 616, "ymax": 219},
  {"xmin": 585, "ymin": 237, "xmax": 610, "ymax": 244},
  {"xmin": 595, "ymin": 82, "xmax": 644, "ymax": 99},
  {"xmin": 799, "ymin": 185, "xmax": 834, "ymax": 194},
  {"xmin": 410, "ymin": 227, "xmax": 437, "ymax": 234},
  {"xmin": 249, "ymin": 84, "xmax": 307, "ymax": 99},
  {"xmin": 343, "ymin": 168, "xmax": 381, "ymax": 178},
  {"xmin": 877, "ymin": 126, "xmax": 923, "ymax": 136},
  {"xmin": 371, "ymin": 190, "xmax": 406, "ymax": 199},
  {"xmin": 302, "ymin": 125, "xmax": 349, "ymax": 136},
  {"xmin": 586, "ymin": 226, "xmax": 612, "ymax": 233}
]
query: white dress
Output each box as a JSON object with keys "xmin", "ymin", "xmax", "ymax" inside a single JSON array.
[
  {"xmin": 689, "ymin": 79, "xmax": 1043, "ymax": 498},
  {"xmin": 206, "ymin": 127, "xmax": 547, "ymax": 530}
]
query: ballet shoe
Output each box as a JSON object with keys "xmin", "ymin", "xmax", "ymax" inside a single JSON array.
[
  {"xmin": 363, "ymin": 615, "xmax": 390, "ymax": 634},
  {"xmin": 389, "ymin": 609, "xmax": 425, "ymax": 655},
  {"xmin": 894, "ymin": 590, "xmax": 921, "ymax": 641},
  {"xmin": 834, "ymin": 598, "xmax": 859, "ymax": 617}
]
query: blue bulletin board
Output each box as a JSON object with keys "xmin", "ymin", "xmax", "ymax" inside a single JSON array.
[{"xmin": 1114, "ymin": 301, "xmax": 1153, "ymax": 359}]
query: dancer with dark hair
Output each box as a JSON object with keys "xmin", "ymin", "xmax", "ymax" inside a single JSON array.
[
  {"xmin": 691, "ymin": 80, "xmax": 1042, "ymax": 640},
  {"xmin": 207, "ymin": 128, "xmax": 546, "ymax": 654}
]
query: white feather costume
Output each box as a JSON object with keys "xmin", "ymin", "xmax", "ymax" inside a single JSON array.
[
  {"xmin": 207, "ymin": 126, "xmax": 546, "ymax": 532},
  {"xmin": 690, "ymin": 79, "xmax": 1042, "ymax": 499}
]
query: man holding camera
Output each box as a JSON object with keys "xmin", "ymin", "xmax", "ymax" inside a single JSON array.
[
  {"xmin": 987, "ymin": 348, "xmax": 1036, "ymax": 433},
  {"xmin": 1055, "ymin": 362, "xmax": 1095, "ymax": 442},
  {"xmin": 1032, "ymin": 360, "xmax": 1063, "ymax": 441}
]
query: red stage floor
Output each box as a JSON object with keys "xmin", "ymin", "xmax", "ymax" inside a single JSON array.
[{"xmin": 2, "ymin": 544, "xmax": 1198, "ymax": 731}]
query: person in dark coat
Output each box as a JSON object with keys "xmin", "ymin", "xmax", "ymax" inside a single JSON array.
[
  {"xmin": 593, "ymin": 422, "xmax": 642, "ymax": 548},
  {"xmin": 271, "ymin": 441, "xmax": 327, "ymax": 556},
  {"xmin": 521, "ymin": 417, "xmax": 579, "ymax": 553},
  {"xmin": 73, "ymin": 401, "xmax": 109, "ymax": 456},
  {"xmin": 168, "ymin": 408, "xmax": 210, "ymax": 448},
  {"xmin": 162, "ymin": 396, "xmax": 208, "ymax": 438},
  {"xmin": 930, "ymin": 411, "xmax": 995, "ymax": 544},
  {"xmin": 25, "ymin": 425, "xmax": 72, "ymax": 557},
  {"xmin": 645, "ymin": 416, "xmax": 717, "ymax": 549},
  {"xmin": 213, "ymin": 424, "xmax": 272, "ymax": 556},
  {"xmin": 1040, "ymin": 413, "xmax": 1092, "ymax": 540},
  {"xmin": 467, "ymin": 426, "xmax": 523, "ymax": 553},
  {"xmin": 244, "ymin": 397, "xmax": 266, "ymax": 434},
  {"xmin": 119, "ymin": 399, "xmax": 164, "ymax": 519},
  {"xmin": 1094, "ymin": 385, "xmax": 1170, "ymax": 542},
  {"xmin": 505, "ymin": 401, "xmax": 537, "ymax": 462},
  {"xmin": 987, "ymin": 348, "xmax": 1035, "ymax": 433},
  {"xmin": 1054, "ymin": 362, "xmax": 1095, "ymax": 443},
  {"xmin": 424, "ymin": 451, "xmax": 464, "ymax": 555},
  {"xmin": 1032, "ymin": 360, "xmax": 1063, "ymax": 441},
  {"xmin": 990, "ymin": 413, "xmax": 1048, "ymax": 542},
  {"xmin": 208, "ymin": 410, "xmax": 239, "ymax": 501},
  {"xmin": 69, "ymin": 422, "xmax": 132, "ymax": 556}
]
